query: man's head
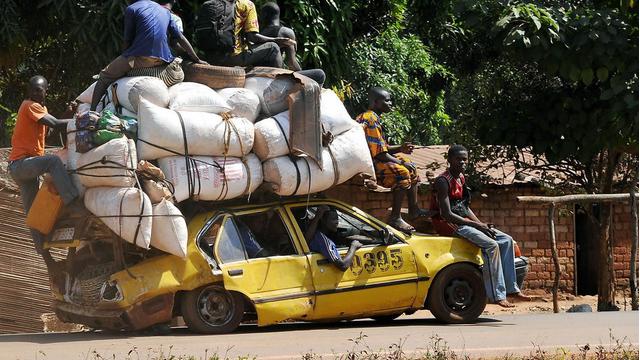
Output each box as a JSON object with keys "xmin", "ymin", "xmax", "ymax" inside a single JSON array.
[
  {"xmin": 447, "ymin": 144, "xmax": 468, "ymax": 175},
  {"xmin": 28, "ymin": 75, "xmax": 48, "ymax": 104},
  {"xmin": 261, "ymin": 2, "xmax": 280, "ymax": 23},
  {"xmin": 368, "ymin": 87, "xmax": 392, "ymax": 114},
  {"xmin": 319, "ymin": 209, "xmax": 339, "ymax": 233}
]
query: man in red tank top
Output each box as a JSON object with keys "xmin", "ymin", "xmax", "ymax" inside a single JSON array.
[{"xmin": 431, "ymin": 145, "xmax": 530, "ymax": 307}]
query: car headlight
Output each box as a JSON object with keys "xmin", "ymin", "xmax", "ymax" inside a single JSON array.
[{"xmin": 100, "ymin": 281, "xmax": 123, "ymax": 302}]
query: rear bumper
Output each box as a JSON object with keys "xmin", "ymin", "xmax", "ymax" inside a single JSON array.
[
  {"xmin": 515, "ymin": 256, "xmax": 529, "ymax": 290},
  {"xmin": 53, "ymin": 293, "xmax": 174, "ymax": 331}
]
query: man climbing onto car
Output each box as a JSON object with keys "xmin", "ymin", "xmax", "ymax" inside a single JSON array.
[
  {"xmin": 431, "ymin": 144, "xmax": 531, "ymax": 307},
  {"xmin": 356, "ymin": 87, "xmax": 429, "ymax": 234},
  {"xmin": 304, "ymin": 205, "xmax": 362, "ymax": 271}
]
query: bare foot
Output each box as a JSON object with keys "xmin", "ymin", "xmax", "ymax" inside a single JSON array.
[
  {"xmin": 495, "ymin": 299, "xmax": 516, "ymax": 308},
  {"xmin": 508, "ymin": 292, "xmax": 532, "ymax": 302}
]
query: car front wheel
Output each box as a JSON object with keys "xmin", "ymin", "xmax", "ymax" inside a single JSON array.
[
  {"xmin": 181, "ymin": 284, "xmax": 244, "ymax": 334},
  {"xmin": 427, "ymin": 263, "xmax": 486, "ymax": 323}
]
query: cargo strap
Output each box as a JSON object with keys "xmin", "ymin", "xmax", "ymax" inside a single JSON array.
[{"xmin": 273, "ymin": 117, "xmax": 303, "ymax": 196}]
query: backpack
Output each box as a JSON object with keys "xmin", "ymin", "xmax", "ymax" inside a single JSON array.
[{"xmin": 195, "ymin": 0, "xmax": 237, "ymax": 53}]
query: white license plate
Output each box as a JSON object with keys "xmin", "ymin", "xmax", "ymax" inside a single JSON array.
[{"xmin": 51, "ymin": 227, "xmax": 75, "ymax": 242}]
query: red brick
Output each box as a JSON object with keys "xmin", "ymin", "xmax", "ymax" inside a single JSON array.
[
  {"xmin": 525, "ymin": 209, "xmax": 540, "ymax": 217},
  {"xmin": 532, "ymin": 249, "xmax": 545, "ymax": 257},
  {"xmin": 526, "ymin": 225, "xmax": 539, "ymax": 233}
]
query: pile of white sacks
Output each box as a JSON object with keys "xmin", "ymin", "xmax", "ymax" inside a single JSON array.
[{"xmin": 70, "ymin": 74, "xmax": 374, "ymax": 258}]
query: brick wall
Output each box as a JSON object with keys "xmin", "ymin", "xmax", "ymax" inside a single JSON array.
[{"xmin": 326, "ymin": 182, "xmax": 637, "ymax": 293}]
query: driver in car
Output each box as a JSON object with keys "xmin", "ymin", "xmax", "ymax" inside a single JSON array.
[{"xmin": 304, "ymin": 206, "xmax": 363, "ymax": 271}]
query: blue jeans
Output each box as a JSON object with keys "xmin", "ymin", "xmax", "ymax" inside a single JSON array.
[
  {"xmin": 455, "ymin": 225, "xmax": 520, "ymax": 302},
  {"xmin": 8, "ymin": 155, "xmax": 78, "ymax": 253}
]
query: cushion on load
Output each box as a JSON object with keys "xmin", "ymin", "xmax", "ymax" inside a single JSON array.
[
  {"xmin": 84, "ymin": 187, "xmax": 152, "ymax": 249},
  {"xmin": 158, "ymin": 153, "xmax": 262, "ymax": 203},
  {"xmin": 76, "ymin": 137, "xmax": 137, "ymax": 188},
  {"xmin": 168, "ymin": 82, "xmax": 231, "ymax": 113},
  {"xmin": 136, "ymin": 99, "xmax": 254, "ymax": 160}
]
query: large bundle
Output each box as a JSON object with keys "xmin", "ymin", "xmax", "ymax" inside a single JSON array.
[
  {"xmin": 137, "ymin": 99, "xmax": 254, "ymax": 160},
  {"xmin": 84, "ymin": 187, "xmax": 152, "ymax": 249},
  {"xmin": 218, "ymin": 88, "xmax": 260, "ymax": 123},
  {"xmin": 261, "ymin": 126, "xmax": 375, "ymax": 196},
  {"xmin": 66, "ymin": 121, "xmax": 87, "ymax": 197},
  {"xmin": 244, "ymin": 76, "xmax": 296, "ymax": 116},
  {"xmin": 158, "ymin": 154, "xmax": 263, "ymax": 203},
  {"xmin": 262, "ymin": 151, "xmax": 335, "ymax": 196},
  {"xmin": 319, "ymin": 89, "xmax": 357, "ymax": 136},
  {"xmin": 151, "ymin": 199, "xmax": 187, "ymax": 258},
  {"xmin": 112, "ymin": 76, "xmax": 169, "ymax": 113},
  {"xmin": 168, "ymin": 82, "xmax": 231, "ymax": 113},
  {"xmin": 76, "ymin": 137, "xmax": 137, "ymax": 188}
]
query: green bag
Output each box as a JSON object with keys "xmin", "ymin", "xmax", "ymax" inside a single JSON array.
[{"xmin": 93, "ymin": 129, "xmax": 124, "ymax": 145}]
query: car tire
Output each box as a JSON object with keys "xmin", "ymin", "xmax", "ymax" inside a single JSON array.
[
  {"xmin": 181, "ymin": 284, "xmax": 245, "ymax": 334},
  {"xmin": 371, "ymin": 313, "xmax": 402, "ymax": 322},
  {"xmin": 427, "ymin": 263, "xmax": 486, "ymax": 324}
]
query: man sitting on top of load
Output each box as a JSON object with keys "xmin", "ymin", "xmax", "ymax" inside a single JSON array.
[
  {"xmin": 196, "ymin": 0, "xmax": 296, "ymax": 68},
  {"xmin": 356, "ymin": 87, "xmax": 430, "ymax": 234},
  {"xmin": 90, "ymin": 0, "xmax": 206, "ymax": 111}
]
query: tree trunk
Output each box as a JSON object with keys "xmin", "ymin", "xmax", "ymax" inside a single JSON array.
[{"xmin": 596, "ymin": 149, "xmax": 621, "ymax": 311}]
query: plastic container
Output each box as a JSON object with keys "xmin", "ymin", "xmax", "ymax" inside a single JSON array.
[{"xmin": 26, "ymin": 177, "xmax": 64, "ymax": 234}]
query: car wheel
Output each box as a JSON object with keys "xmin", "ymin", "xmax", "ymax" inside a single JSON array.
[
  {"xmin": 181, "ymin": 284, "xmax": 244, "ymax": 334},
  {"xmin": 371, "ymin": 313, "xmax": 402, "ymax": 322},
  {"xmin": 427, "ymin": 263, "xmax": 486, "ymax": 324}
]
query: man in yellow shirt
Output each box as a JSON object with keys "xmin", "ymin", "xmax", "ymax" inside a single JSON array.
[{"xmin": 197, "ymin": 0, "xmax": 295, "ymax": 67}]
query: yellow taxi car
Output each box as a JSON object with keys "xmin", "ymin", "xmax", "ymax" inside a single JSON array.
[{"xmin": 52, "ymin": 198, "xmax": 487, "ymax": 333}]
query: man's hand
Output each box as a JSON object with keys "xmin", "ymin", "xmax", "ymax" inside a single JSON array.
[
  {"xmin": 316, "ymin": 205, "xmax": 330, "ymax": 216},
  {"xmin": 474, "ymin": 222, "xmax": 497, "ymax": 239},
  {"xmin": 66, "ymin": 100, "xmax": 78, "ymax": 115},
  {"xmin": 400, "ymin": 142, "xmax": 414, "ymax": 154},
  {"xmin": 350, "ymin": 240, "xmax": 363, "ymax": 250},
  {"xmin": 197, "ymin": 59, "xmax": 209, "ymax": 65},
  {"xmin": 274, "ymin": 37, "xmax": 296, "ymax": 48}
]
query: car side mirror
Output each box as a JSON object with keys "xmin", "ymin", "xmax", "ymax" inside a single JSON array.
[{"xmin": 379, "ymin": 227, "xmax": 392, "ymax": 245}]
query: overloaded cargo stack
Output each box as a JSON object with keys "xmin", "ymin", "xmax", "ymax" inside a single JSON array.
[{"xmin": 59, "ymin": 60, "xmax": 375, "ymax": 260}]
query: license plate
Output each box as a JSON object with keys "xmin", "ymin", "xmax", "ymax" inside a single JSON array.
[{"xmin": 51, "ymin": 227, "xmax": 75, "ymax": 242}]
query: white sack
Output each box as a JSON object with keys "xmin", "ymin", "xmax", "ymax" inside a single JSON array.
[
  {"xmin": 252, "ymin": 115, "xmax": 289, "ymax": 161},
  {"xmin": 137, "ymin": 99, "xmax": 254, "ymax": 160},
  {"xmin": 262, "ymin": 150, "xmax": 335, "ymax": 196},
  {"xmin": 218, "ymin": 88, "xmax": 261, "ymax": 123},
  {"xmin": 113, "ymin": 76, "xmax": 169, "ymax": 113},
  {"xmin": 320, "ymin": 89, "xmax": 357, "ymax": 136},
  {"xmin": 159, "ymin": 153, "xmax": 263, "ymax": 203},
  {"xmin": 76, "ymin": 103, "xmax": 91, "ymax": 116},
  {"xmin": 66, "ymin": 121, "xmax": 86, "ymax": 197},
  {"xmin": 76, "ymin": 82, "xmax": 96, "ymax": 103},
  {"xmin": 329, "ymin": 126, "xmax": 376, "ymax": 183},
  {"xmin": 76, "ymin": 137, "xmax": 137, "ymax": 188},
  {"xmin": 168, "ymin": 82, "xmax": 231, "ymax": 113},
  {"xmin": 84, "ymin": 187, "xmax": 152, "ymax": 249},
  {"xmin": 245, "ymin": 76, "xmax": 297, "ymax": 116},
  {"xmin": 151, "ymin": 199, "xmax": 187, "ymax": 258}
]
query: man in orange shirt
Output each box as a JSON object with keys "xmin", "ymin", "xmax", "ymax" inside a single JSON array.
[{"xmin": 8, "ymin": 75, "xmax": 79, "ymax": 264}]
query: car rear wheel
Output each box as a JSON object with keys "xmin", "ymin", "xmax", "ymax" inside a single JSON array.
[
  {"xmin": 181, "ymin": 284, "xmax": 244, "ymax": 334},
  {"xmin": 427, "ymin": 263, "xmax": 486, "ymax": 324}
]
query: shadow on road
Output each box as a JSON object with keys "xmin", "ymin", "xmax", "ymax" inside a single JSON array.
[{"xmin": 0, "ymin": 316, "xmax": 508, "ymax": 345}]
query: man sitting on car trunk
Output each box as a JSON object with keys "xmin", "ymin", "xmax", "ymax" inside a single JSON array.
[
  {"xmin": 304, "ymin": 206, "xmax": 362, "ymax": 271},
  {"xmin": 431, "ymin": 144, "xmax": 530, "ymax": 307}
]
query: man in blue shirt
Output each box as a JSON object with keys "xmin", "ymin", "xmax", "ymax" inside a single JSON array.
[
  {"xmin": 304, "ymin": 206, "xmax": 362, "ymax": 271},
  {"xmin": 90, "ymin": 0, "xmax": 206, "ymax": 111}
]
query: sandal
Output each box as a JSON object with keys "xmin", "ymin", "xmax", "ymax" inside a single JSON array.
[
  {"xmin": 495, "ymin": 299, "xmax": 516, "ymax": 308},
  {"xmin": 388, "ymin": 218, "xmax": 415, "ymax": 234}
]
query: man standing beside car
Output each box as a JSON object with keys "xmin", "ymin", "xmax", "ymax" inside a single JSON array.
[{"xmin": 431, "ymin": 144, "xmax": 530, "ymax": 307}]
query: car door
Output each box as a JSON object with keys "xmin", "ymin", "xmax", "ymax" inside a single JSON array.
[
  {"xmin": 286, "ymin": 203, "xmax": 422, "ymax": 320},
  {"xmin": 209, "ymin": 208, "xmax": 315, "ymax": 326}
]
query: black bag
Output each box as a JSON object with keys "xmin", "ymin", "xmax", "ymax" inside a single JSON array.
[{"xmin": 195, "ymin": 0, "xmax": 236, "ymax": 53}]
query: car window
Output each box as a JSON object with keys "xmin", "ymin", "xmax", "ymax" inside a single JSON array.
[
  {"xmin": 292, "ymin": 205, "xmax": 386, "ymax": 249},
  {"xmin": 198, "ymin": 216, "xmax": 224, "ymax": 259},
  {"xmin": 216, "ymin": 217, "xmax": 247, "ymax": 264},
  {"xmin": 235, "ymin": 210, "xmax": 297, "ymax": 257}
]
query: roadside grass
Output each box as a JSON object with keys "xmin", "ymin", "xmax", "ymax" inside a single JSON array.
[{"xmin": 76, "ymin": 332, "xmax": 638, "ymax": 360}]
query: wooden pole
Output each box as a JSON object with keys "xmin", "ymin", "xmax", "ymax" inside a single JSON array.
[
  {"xmin": 548, "ymin": 204, "xmax": 560, "ymax": 313},
  {"xmin": 518, "ymin": 193, "xmax": 639, "ymax": 204},
  {"xmin": 631, "ymin": 191, "xmax": 639, "ymax": 310}
]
